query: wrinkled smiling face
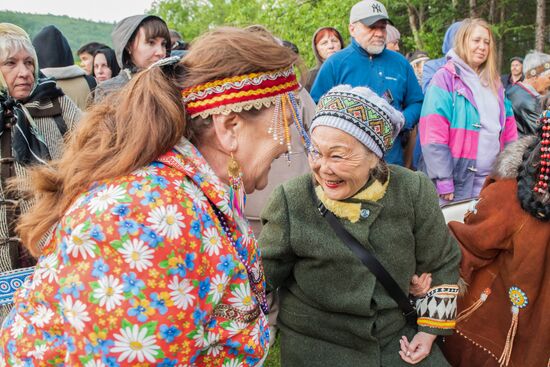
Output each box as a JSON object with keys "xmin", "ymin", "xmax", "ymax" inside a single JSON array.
[
  {"xmin": 309, "ymin": 126, "xmax": 379, "ymax": 201},
  {"xmin": 349, "ymin": 20, "xmax": 387, "ymax": 55},
  {"xmin": 1, "ymin": 49, "xmax": 35, "ymax": 100}
]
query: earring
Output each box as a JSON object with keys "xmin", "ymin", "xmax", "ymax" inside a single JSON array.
[{"xmin": 228, "ymin": 152, "xmax": 245, "ymax": 217}]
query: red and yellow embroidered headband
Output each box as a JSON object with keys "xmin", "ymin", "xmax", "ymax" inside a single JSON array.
[{"xmin": 181, "ymin": 66, "xmax": 299, "ymax": 119}]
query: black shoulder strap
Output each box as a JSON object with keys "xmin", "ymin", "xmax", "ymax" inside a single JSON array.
[
  {"xmin": 84, "ymin": 75, "xmax": 97, "ymax": 91},
  {"xmin": 52, "ymin": 114, "xmax": 68, "ymax": 136},
  {"xmin": 317, "ymin": 200, "xmax": 417, "ymax": 325}
]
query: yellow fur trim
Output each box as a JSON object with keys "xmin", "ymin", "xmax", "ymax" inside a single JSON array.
[{"xmin": 315, "ymin": 174, "xmax": 389, "ymax": 223}]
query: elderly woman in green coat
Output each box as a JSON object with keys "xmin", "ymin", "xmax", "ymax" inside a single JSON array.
[{"xmin": 260, "ymin": 85, "xmax": 461, "ymax": 366}]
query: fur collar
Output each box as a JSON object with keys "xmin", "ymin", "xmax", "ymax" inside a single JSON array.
[
  {"xmin": 491, "ymin": 136, "xmax": 537, "ymax": 179},
  {"xmin": 315, "ymin": 174, "xmax": 389, "ymax": 223}
]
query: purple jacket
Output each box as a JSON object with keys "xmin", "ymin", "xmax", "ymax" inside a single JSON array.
[{"xmin": 419, "ymin": 61, "xmax": 518, "ymax": 200}]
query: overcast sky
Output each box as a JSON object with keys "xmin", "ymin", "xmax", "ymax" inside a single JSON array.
[{"xmin": 0, "ymin": 0, "xmax": 157, "ymax": 23}]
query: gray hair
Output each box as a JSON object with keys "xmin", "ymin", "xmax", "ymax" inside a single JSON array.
[
  {"xmin": 523, "ymin": 50, "xmax": 550, "ymax": 77},
  {"xmin": 386, "ymin": 25, "xmax": 400, "ymax": 43},
  {"xmin": 0, "ymin": 32, "xmax": 37, "ymax": 66}
]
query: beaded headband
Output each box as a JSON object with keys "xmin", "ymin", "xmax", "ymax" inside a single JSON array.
[
  {"xmin": 181, "ymin": 66, "xmax": 300, "ymax": 119},
  {"xmin": 525, "ymin": 62, "xmax": 550, "ymax": 79}
]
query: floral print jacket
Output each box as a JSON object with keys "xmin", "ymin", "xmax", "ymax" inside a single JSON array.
[{"xmin": 0, "ymin": 139, "xmax": 269, "ymax": 366}]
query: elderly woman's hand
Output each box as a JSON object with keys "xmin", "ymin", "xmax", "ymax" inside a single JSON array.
[
  {"xmin": 398, "ymin": 332, "xmax": 437, "ymax": 364},
  {"xmin": 439, "ymin": 192, "xmax": 454, "ymax": 201},
  {"xmin": 409, "ymin": 273, "xmax": 432, "ymax": 297}
]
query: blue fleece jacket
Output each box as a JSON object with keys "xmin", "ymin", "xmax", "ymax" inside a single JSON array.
[{"xmin": 310, "ymin": 39, "xmax": 423, "ymax": 166}]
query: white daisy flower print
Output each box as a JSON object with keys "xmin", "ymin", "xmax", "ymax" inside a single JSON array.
[
  {"xmin": 66, "ymin": 194, "xmax": 87, "ymax": 215},
  {"xmin": 250, "ymin": 321, "xmax": 262, "ymax": 344},
  {"xmin": 30, "ymin": 304, "xmax": 54, "ymax": 328},
  {"xmin": 62, "ymin": 296, "xmax": 91, "ymax": 333},
  {"xmin": 224, "ymin": 321, "xmax": 248, "ymax": 337},
  {"xmin": 192, "ymin": 325, "xmax": 208, "ymax": 349},
  {"xmin": 118, "ymin": 239, "xmax": 154, "ymax": 272},
  {"xmin": 111, "ymin": 324, "xmax": 160, "ymax": 363},
  {"xmin": 209, "ymin": 273, "xmax": 228, "ymax": 304},
  {"xmin": 93, "ymin": 275, "xmax": 124, "ymax": 311},
  {"xmin": 147, "ymin": 205, "xmax": 185, "ymax": 240},
  {"xmin": 202, "ymin": 227, "xmax": 222, "ymax": 256},
  {"xmin": 10, "ymin": 314, "xmax": 28, "ymax": 339},
  {"xmin": 27, "ymin": 344, "xmax": 48, "ymax": 360},
  {"xmin": 205, "ymin": 332, "xmax": 222, "ymax": 356},
  {"xmin": 223, "ymin": 359, "xmax": 244, "ymax": 367},
  {"xmin": 36, "ymin": 253, "xmax": 59, "ymax": 283},
  {"xmin": 66, "ymin": 223, "xmax": 97, "ymax": 260},
  {"xmin": 228, "ymin": 283, "xmax": 255, "ymax": 311},
  {"xmin": 133, "ymin": 166, "xmax": 158, "ymax": 177},
  {"xmin": 84, "ymin": 360, "xmax": 106, "ymax": 367},
  {"xmin": 168, "ymin": 276, "xmax": 195, "ymax": 310},
  {"xmin": 183, "ymin": 181, "xmax": 208, "ymax": 210},
  {"xmin": 88, "ymin": 184, "xmax": 127, "ymax": 213}
]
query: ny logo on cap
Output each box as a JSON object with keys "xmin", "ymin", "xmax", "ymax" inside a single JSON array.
[{"xmin": 372, "ymin": 4, "xmax": 382, "ymax": 13}]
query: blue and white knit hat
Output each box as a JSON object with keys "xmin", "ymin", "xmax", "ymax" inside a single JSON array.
[{"xmin": 310, "ymin": 85, "xmax": 404, "ymax": 158}]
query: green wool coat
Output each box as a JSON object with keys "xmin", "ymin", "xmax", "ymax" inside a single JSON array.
[{"xmin": 259, "ymin": 165, "xmax": 461, "ymax": 366}]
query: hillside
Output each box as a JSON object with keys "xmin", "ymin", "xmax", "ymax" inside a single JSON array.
[{"xmin": 0, "ymin": 11, "xmax": 113, "ymax": 58}]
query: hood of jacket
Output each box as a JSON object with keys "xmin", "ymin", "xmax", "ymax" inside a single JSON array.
[
  {"xmin": 311, "ymin": 27, "xmax": 345, "ymax": 67},
  {"xmin": 441, "ymin": 21, "xmax": 462, "ymax": 55},
  {"xmin": 32, "ymin": 25, "xmax": 74, "ymax": 68},
  {"xmin": 41, "ymin": 65, "xmax": 86, "ymax": 80},
  {"xmin": 111, "ymin": 14, "xmax": 165, "ymax": 69}
]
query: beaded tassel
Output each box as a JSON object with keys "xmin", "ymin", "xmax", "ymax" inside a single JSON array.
[
  {"xmin": 227, "ymin": 153, "xmax": 245, "ymax": 218},
  {"xmin": 456, "ymin": 288, "xmax": 491, "ymax": 323},
  {"xmin": 281, "ymin": 94, "xmax": 293, "ymax": 165},
  {"xmin": 288, "ymin": 91, "xmax": 312, "ymax": 152},
  {"xmin": 498, "ymin": 287, "xmax": 528, "ymax": 367},
  {"xmin": 268, "ymin": 96, "xmax": 282, "ymax": 143},
  {"xmin": 534, "ymin": 111, "xmax": 550, "ymax": 195}
]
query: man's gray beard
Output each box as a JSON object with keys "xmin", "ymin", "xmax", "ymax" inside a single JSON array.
[{"xmin": 365, "ymin": 44, "xmax": 385, "ymax": 55}]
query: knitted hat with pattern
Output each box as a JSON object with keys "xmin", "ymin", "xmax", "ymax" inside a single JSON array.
[{"xmin": 310, "ymin": 85, "xmax": 404, "ymax": 158}]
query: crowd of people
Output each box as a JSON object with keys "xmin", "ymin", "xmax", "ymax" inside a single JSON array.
[{"xmin": 0, "ymin": 0, "xmax": 548, "ymax": 365}]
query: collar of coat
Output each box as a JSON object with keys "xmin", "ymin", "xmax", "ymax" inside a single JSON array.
[{"xmin": 315, "ymin": 173, "xmax": 390, "ymax": 223}]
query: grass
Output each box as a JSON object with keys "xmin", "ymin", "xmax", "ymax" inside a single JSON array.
[{"xmin": 264, "ymin": 333, "xmax": 281, "ymax": 367}]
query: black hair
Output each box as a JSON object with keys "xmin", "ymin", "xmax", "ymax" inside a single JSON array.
[
  {"xmin": 92, "ymin": 47, "xmax": 121, "ymax": 79},
  {"xmin": 282, "ymin": 40, "xmax": 299, "ymax": 55},
  {"xmin": 517, "ymin": 135, "xmax": 550, "ymax": 221},
  {"xmin": 78, "ymin": 42, "xmax": 108, "ymax": 55}
]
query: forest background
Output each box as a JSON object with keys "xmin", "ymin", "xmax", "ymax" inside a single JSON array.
[
  {"xmin": 153, "ymin": 0, "xmax": 549, "ymax": 71},
  {"xmin": 1, "ymin": 0, "xmax": 548, "ymax": 72}
]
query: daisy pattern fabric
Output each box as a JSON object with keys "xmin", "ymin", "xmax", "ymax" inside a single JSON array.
[{"xmin": 0, "ymin": 139, "xmax": 269, "ymax": 366}]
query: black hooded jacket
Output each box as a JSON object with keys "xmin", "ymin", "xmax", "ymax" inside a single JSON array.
[
  {"xmin": 32, "ymin": 25, "xmax": 74, "ymax": 68},
  {"xmin": 32, "ymin": 25, "xmax": 96, "ymax": 110}
]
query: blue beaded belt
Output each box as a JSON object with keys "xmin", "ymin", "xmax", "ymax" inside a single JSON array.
[{"xmin": 0, "ymin": 266, "xmax": 35, "ymax": 306}]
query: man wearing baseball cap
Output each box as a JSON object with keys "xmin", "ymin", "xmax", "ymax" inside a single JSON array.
[
  {"xmin": 501, "ymin": 56, "xmax": 524, "ymax": 90},
  {"xmin": 310, "ymin": 0, "xmax": 423, "ymax": 167}
]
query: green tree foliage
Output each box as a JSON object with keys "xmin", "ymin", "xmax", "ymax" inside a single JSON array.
[
  {"xmin": 0, "ymin": 11, "xmax": 113, "ymax": 60},
  {"xmin": 152, "ymin": 0, "xmax": 548, "ymax": 71}
]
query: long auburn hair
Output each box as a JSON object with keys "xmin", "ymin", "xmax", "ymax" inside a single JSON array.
[
  {"xmin": 19, "ymin": 27, "xmax": 299, "ymax": 256},
  {"xmin": 454, "ymin": 18, "xmax": 501, "ymax": 94}
]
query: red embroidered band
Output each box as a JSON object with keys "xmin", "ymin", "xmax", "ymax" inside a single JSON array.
[{"xmin": 181, "ymin": 66, "xmax": 299, "ymax": 119}]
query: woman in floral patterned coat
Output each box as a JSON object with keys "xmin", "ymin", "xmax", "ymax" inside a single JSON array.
[{"xmin": 0, "ymin": 27, "xmax": 307, "ymax": 366}]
